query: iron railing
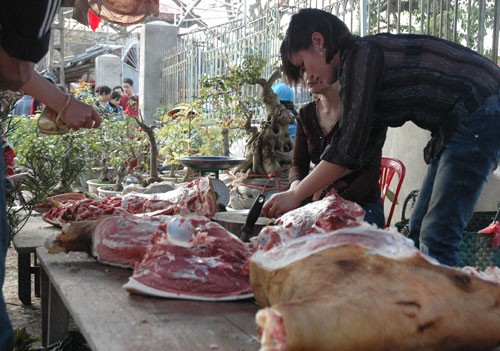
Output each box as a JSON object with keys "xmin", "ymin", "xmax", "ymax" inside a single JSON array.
[{"xmin": 161, "ymin": 0, "xmax": 500, "ymax": 116}]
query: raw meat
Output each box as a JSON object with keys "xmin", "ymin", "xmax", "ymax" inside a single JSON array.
[
  {"xmin": 121, "ymin": 176, "xmax": 217, "ymax": 218},
  {"xmin": 42, "ymin": 196, "xmax": 127, "ymax": 226},
  {"xmin": 252, "ymin": 192, "xmax": 365, "ymax": 250},
  {"xmin": 34, "ymin": 192, "xmax": 88, "ymax": 213},
  {"xmin": 123, "ymin": 215, "xmax": 253, "ymax": 301},
  {"xmin": 250, "ymin": 224, "xmax": 500, "ymax": 351},
  {"xmin": 47, "ymin": 215, "xmax": 170, "ymax": 268},
  {"xmin": 42, "ymin": 177, "xmax": 218, "ymax": 227}
]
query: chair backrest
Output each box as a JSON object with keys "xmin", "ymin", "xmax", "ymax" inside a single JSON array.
[{"xmin": 380, "ymin": 157, "xmax": 406, "ymax": 228}]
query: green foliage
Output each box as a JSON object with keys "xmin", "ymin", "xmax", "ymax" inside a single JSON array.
[
  {"xmin": 155, "ymin": 106, "xmax": 223, "ymax": 168},
  {"xmin": 73, "ymin": 116, "xmax": 148, "ymax": 182},
  {"xmin": 10, "ymin": 117, "xmax": 85, "ymax": 193},
  {"xmin": 4, "ymin": 117, "xmax": 86, "ymax": 238},
  {"xmin": 367, "ymin": 0, "xmax": 497, "ymax": 60},
  {"xmin": 198, "ymin": 54, "xmax": 266, "ymax": 121},
  {"xmin": 155, "ymin": 54, "xmax": 268, "ymax": 164},
  {"xmin": 13, "ymin": 328, "xmax": 40, "ymax": 351},
  {"xmin": 196, "ymin": 54, "xmax": 267, "ymax": 154}
]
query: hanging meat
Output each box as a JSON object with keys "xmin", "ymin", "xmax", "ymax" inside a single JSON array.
[{"xmin": 250, "ymin": 224, "xmax": 500, "ymax": 351}]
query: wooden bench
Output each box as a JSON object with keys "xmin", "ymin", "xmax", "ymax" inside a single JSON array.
[
  {"xmin": 37, "ymin": 247, "xmax": 260, "ymax": 350},
  {"xmin": 12, "ymin": 215, "xmax": 60, "ymax": 305}
]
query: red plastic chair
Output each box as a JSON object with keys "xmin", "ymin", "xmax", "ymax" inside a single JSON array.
[{"xmin": 380, "ymin": 157, "xmax": 406, "ymax": 228}]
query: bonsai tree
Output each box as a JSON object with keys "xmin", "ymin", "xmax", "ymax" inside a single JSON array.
[
  {"xmin": 120, "ymin": 110, "xmax": 162, "ymax": 187},
  {"xmin": 73, "ymin": 82, "xmax": 155, "ymax": 191},
  {"xmin": 155, "ymin": 103, "xmax": 224, "ymax": 181},
  {"xmin": 197, "ymin": 55, "xmax": 294, "ymax": 177}
]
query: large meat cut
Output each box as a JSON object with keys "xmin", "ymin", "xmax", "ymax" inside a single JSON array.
[
  {"xmin": 252, "ymin": 192, "xmax": 365, "ymax": 250},
  {"xmin": 121, "ymin": 176, "xmax": 217, "ymax": 218},
  {"xmin": 42, "ymin": 196, "xmax": 127, "ymax": 226},
  {"xmin": 123, "ymin": 215, "xmax": 253, "ymax": 301},
  {"xmin": 250, "ymin": 224, "xmax": 500, "ymax": 351},
  {"xmin": 47, "ymin": 214, "xmax": 168, "ymax": 268},
  {"xmin": 42, "ymin": 177, "xmax": 218, "ymax": 226},
  {"xmin": 47, "ymin": 213, "xmax": 254, "ymax": 300}
]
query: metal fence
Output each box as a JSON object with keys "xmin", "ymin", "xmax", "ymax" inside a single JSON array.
[{"xmin": 161, "ymin": 0, "xmax": 500, "ymax": 115}]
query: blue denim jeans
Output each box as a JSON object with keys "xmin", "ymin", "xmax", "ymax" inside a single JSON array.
[
  {"xmin": 0, "ymin": 156, "xmax": 13, "ymax": 351},
  {"xmin": 409, "ymin": 95, "xmax": 500, "ymax": 266}
]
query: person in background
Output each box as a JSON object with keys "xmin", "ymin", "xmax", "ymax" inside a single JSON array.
[
  {"xmin": 272, "ymin": 82, "xmax": 298, "ymax": 140},
  {"xmin": 96, "ymin": 85, "xmax": 112, "ymax": 108},
  {"xmin": 120, "ymin": 78, "xmax": 137, "ymax": 110},
  {"xmin": 262, "ymin": 8, "xmax": 500, "ymax": 267},
  {"xmin": 290, "ymin": 78, "xmax": 385, "ymax": 228},
  {"xmin": 105, "ymin": 91, "xmax": 124, "ymax": 121},
  {"xmin": 11, "ymin": 94, "xmax": 33, "ymax": 116},
  {"xmin": 0, "ymin": 2, "xmax": 102, "ymax": 349},
  {"xmin": 113, "ymin": 85, "xmax": 124, "ymax": 95},
  {"xmin": 124, "ymin": 95, "xmax": 139, "ymax": 118}
]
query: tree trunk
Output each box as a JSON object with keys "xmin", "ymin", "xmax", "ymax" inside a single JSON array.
[
  {"xmin": 222, "ymin": 128, "xmax": 230, "ymax": 156},
  {"xmin": 133, "ymin": 115, "xmax": 162, "ymax": 186},
  {"xmin": 235, "ymin": 69, "xmax": 294, "ymax": 177}
]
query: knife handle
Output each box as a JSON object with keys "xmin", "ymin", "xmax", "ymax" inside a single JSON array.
[{"xmin": 240, "ymin": 194, "xmax": 265, "ymax": 241}]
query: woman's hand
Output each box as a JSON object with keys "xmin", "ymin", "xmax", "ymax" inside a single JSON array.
[
  {"xmin": 261, "ymin": 189, "xmax": 301, "ymax": 218},
  {"xmin": 59, "ymin": 98, "xmax": 102, "ymax": 130},
  {"xmin": 312, "ymin": 186, "xmax": 328, "ymax": 201}
]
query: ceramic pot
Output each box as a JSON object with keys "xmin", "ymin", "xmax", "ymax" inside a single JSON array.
[{"xmin": 97, "ymin": 186, "xmax": 122, "ymax": 199}]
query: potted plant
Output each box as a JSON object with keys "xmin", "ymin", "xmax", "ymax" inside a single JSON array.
[
  {"xmin": 155, "ymin": 104, "xmax": 224, "ymax": 182},
  {"xmin": 4, "ymin": 105, "xmax": 86, "ymax": 239},
  {"xmin": 195, "ymin": 54, "xmax": 294, "ymax": 177},
  {"xmin": 76, "ymin": 116, "xmax": 149, "ymax": 194}
]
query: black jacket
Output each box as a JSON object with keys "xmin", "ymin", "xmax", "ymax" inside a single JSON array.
[{"xmin": 0, "ymin": 0, "xmax": 62, "ymax": 62}]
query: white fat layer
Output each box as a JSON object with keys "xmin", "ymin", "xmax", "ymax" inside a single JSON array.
[
  {"xmin": 251, "ymin": 223, "xmax": 433, "ymax": 271},
  {"xmin": 122, "ymin": 278, "xmax": 253, "ymax": 301}
]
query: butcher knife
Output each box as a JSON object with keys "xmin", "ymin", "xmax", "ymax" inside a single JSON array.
[{"xmin": 240, "ymin": 194, "xmax": 265, "ymax": 242}]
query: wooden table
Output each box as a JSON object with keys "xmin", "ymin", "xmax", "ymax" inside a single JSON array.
[
  {"xmin": 37, "ymin": 247, "xmax": 261, "ymax": 350},
  {"xmin": 12, "ymin": 214, "xmax": 60, "ymax": 305}
]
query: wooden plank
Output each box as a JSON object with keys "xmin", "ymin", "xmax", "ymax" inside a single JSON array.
[
  {"xmin": 13, "ymin": 215, "xmax": 61, "ymax": 305},
  {"xmin": 12, "ymin": 214, "xmax": 60, "ymax": 253},
  {"xmin": 36, "ymin": 247, "xmax": 260, "ymax": 351},
  {"xmin": 41, "ymin": 265, "xmax": 69, "ymax": 347}
]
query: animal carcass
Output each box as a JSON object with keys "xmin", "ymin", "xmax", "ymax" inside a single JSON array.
[{"xmin": 250, "ymin": 224, "xmax": 500, "ymax": 351}]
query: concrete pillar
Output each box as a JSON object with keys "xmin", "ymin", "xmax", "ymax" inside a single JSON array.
[
  {"xmin": 140, "ymin": 21, "xmax": 178, "ymax": 125},
  {"xmin": 95, "ymin": 54, "xmax": 122, "ymax": 89}
]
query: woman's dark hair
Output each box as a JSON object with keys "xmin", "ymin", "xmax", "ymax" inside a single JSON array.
[
  {"xmin": 110, "ymin": 91, "xmax": 121, "ymax": 100},
  {"xmin": 99, "ymin": 85, "xmax": 111, "ymax": 95},
  {"xmin": 123, "ymin": 78, "xmax": 134, "ymax": 86},
  {"xmin": 281, "ymin": 8, "xmax": 352, "ymax": 84}
]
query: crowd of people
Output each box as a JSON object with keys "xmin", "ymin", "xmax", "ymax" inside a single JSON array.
[{"xmin": 10, "ymin": 77, "xmax": 140, "ymax": 121}]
